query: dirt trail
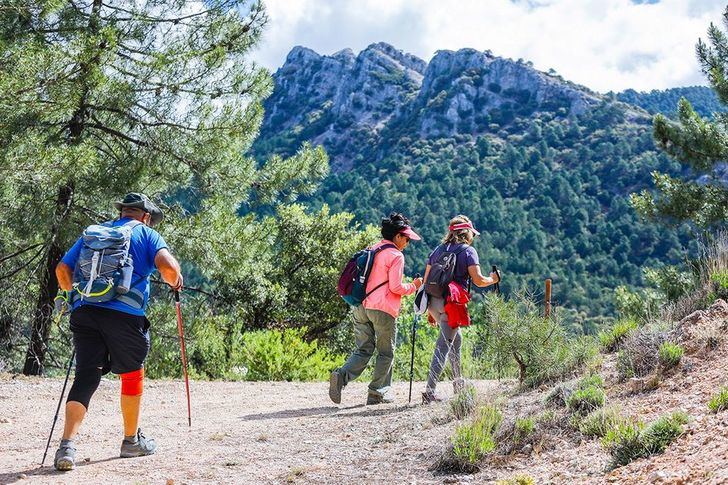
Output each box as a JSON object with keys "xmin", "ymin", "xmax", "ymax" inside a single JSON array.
[{"xmin": 1, "ymin": 376, "xmax": 509, "ymax": 484}]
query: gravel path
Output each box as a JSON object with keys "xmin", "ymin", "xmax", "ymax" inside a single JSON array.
[{"xmin": 0, "ymin": 375, "xmax": 509, "ymax": 484}]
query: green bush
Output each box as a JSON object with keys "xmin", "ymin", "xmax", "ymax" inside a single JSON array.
[
  {"xmin": 601, "ymin": 411, "xmax": 689, "ymax": 469},
  {"xmin": 450, "ymin": 384, "xmax": 478, "ymax": 420},
  {"xmin": 711, "ymin": 271, "xmax": 728, "ymax": 289},
  {"xmin": 452, "ymin": 405, "xmax": 503, "ymax": 466},
  {"xmin": 658, "ymin": 342, "xmax": 684, "ymax": 370},
  {"xmin": 566, "ymin": 385, "xmax": 606, "ymax": 415},
  {"xmin": 579, "ymin": 406, "xmax": 627, "ymax": 438},
  {"xmin": 640, "ymin": 411, "xmax": 689, "ymax": 455},
  {"xmin": 238, "ymin": 327, "xmax": 344, "ymax": 381},
  {"xmin": 708, "ymin": 387, "xmax": 728, "ymax": 413},
  {"xmin": 602, "ymin": 420, "xmax": 646, "ymax": 468},
  {"xmin": 514, "ymin": 417, "xmax": 535, "ymax": 443},
  {"xmin": 474, "ymin": 293, "xmax": 598, "ymax": 388},
  {"xmin": 711, "ymin": 271, "xmax": 728, "ymax": 300},
  {"xmin": 598, "ymin": 319, "xmax": 638, "ymax": 352},
  {"xmin": 576, "ymin": 373, "xmax": 604, "ymax": 390}
]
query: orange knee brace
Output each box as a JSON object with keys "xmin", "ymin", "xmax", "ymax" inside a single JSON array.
[{"xmin": 120, "ymin": 368, "xmax": 144, "ymax": 396}]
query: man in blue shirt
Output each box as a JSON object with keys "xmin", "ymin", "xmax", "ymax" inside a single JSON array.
[{"xmin": 53, "ymin": 193, "xmax": 183, "ymax": 471}]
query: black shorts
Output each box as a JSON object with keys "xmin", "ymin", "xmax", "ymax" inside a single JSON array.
[{"xmin": 70, "ymin": 305, "xmax": 151, "ymax": 375}]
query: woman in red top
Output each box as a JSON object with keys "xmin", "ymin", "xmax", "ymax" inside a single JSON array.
[{"xmin": 421, "ymin": 215, "xmax": 499, "ymax": 403}]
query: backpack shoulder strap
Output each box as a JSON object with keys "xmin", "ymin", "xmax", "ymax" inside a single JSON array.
[{"xmin": 374, "ymin": 243, "xmax": 397, "ymax": 254}]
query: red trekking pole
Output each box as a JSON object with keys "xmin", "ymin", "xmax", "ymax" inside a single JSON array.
[{"xmin": 174, "ymin": 290, "xmax": 192, "ymax": 427}]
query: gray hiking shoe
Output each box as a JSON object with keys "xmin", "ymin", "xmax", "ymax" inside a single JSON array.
[
  {"xmin": 329, "ymin": 370, "xmax": 343, "ymax": 404},
  {"xmin": 422, "ymin": 390, "xmax": 444, "ymax": 405},
  {"xmin": 120, "ymin": 428, "xmax": 157, "ymax": 458},
  {"xmin": 54, "ymin": 439, "xmax": 76, "ymax": 471},
  {"xmin": 367, "ymin": 393, "xmax": 394, "ymax": 405}
]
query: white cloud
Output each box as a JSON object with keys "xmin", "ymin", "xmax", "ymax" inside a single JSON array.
[{"xmin": 252, "ymin": 0, "xmax": 726, "ymax": 92}]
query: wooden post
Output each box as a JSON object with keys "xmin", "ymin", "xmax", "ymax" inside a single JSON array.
[{"xmin": 544, "ymin": 279, "xmax": 552, "ymax": 319}]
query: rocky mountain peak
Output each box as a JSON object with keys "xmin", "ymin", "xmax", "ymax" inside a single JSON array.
[{"xmin": 259, "ymin": 43, "xmax": 606, "ymax": 169}]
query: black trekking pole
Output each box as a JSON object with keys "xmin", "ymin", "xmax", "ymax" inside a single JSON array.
[
  {"xmin": 41, "ymin": 349, "xmax": 75, "ymax": 466},
  {"xmin": 408, "ymin": 274, "xmax": 422, "ymax": 404},
  {"xmin": 492, "ymin": 265, "xmax": 501, "ymax": 296}
]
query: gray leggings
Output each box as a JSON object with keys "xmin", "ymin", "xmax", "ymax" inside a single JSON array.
[{"xmin": 425, "ymin": 296, "xmax": 461, "ymax": 392}]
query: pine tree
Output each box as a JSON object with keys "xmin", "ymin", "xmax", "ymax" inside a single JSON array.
[
  {"xmin": 0, "ymin": 1, "xmax": 328, "ymax": 375},
  {"xmin": 631, "ymin": 9, "xmax": 728, "ymax": 229}
]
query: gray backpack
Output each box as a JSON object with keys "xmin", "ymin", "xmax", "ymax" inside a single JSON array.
[
  {"xmin": 424, "ymin": 244, "xmax": 468, "ymax": 298},
  {"xmin": 72, "ymin": 220, "xmax": 141, "ymax": 303}
]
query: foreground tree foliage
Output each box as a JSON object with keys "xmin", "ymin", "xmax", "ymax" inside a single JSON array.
[
  {"xmin": 0, "ymin": 1, "xmax": 335, "ymax": 374},
  {"xmin": 632, "ymin": 8, "xmax": 728, "ymax": 229}
]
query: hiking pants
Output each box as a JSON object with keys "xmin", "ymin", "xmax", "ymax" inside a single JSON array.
[
  {"xmin": 425, "ymin": 296, "xmax": 462, "ymax": 393},
  {"xmin": 339, "ymin": 306, "xmax": 396, "ymax": 398}
]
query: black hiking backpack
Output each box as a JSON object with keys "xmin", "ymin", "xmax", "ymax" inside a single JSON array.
[{"xmin": 424, "ymin": 244, "xmax": 468, "ymax": 298}]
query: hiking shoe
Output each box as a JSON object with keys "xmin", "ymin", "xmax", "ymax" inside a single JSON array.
[
  {"xmin": 120, "ymin": 428, "xmax": 157, "ymax": 458},
  {"xmin": 54, "ymin": 439, "xmax": 76, "ymax": 471},
  {"xmin": 422, "ymin": 391, "xmax": 444, "ymax": 405},
  {"xmin": 453, "ymin": 378, "xmax": 466, "ymax": 394},
  {"xmin": 329, "ymin": 370, "xmax": 344, "ymax": 404},
  {"xmin": 366, "ymin": 393, "xmax": 394, "ymax": 405}
]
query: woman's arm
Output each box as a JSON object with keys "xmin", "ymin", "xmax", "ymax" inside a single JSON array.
[
  {"xmin": 387, "ymin": 253, "xmax": 422, "ymax": 295},
  {"xmin": 468, "ymin": 264, "xmax": 499, "ymax": 288}
]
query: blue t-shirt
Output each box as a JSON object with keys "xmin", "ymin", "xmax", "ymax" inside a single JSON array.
[
  {"xmin": 427, "ymin": 243, "xmax": 480, "ymax": 288},
  {"xmin": 62, "ymin": 217, "xmax": 168, "ymax": 316}
]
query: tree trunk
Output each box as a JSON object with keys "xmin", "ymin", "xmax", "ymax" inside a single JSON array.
[{"xmin": 22, "ymin": 183, "xmax": 73, "ymax": 375}]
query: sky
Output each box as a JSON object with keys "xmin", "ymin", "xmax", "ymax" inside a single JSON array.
[{"xmin": 251, "ymin": 0, "xmax": 727, "ymax": 93}]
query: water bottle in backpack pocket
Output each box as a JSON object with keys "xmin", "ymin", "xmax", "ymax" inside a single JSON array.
[
  {"xmin": 337, "ymin": 244, "xmax": 396, "ymax": 306},
  {"xmin": 72, "ymin": 220, "xmax": 140, "ymax": 303}
]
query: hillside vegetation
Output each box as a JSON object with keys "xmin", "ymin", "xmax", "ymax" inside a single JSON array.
[{"xmin": 253, "ymin": 43, "xmax": 701, "ymax": 318}]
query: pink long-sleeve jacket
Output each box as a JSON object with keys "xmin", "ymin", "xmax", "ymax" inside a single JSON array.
[{"xmin": 363, "ymin": 240, "xmax": 417, "ymax": 318}]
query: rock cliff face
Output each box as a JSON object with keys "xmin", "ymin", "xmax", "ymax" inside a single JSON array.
[{"xmin": 258, "ymin": 42, "xmax": 602, "ymax": 169}]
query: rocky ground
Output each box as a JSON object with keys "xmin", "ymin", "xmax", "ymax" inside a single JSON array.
[{"xmin": 1, "ymin": 301, "xmax": 727, "ymax": 484}]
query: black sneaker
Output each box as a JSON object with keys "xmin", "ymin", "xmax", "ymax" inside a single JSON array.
[
  {"xmin": 54, "ymin": 439, "xmax": 76, "ymax": 471},
  {"xmin": 367, "ymin": 393, "xmax": 394, "ymax": 405},
  {"xmin": 120, "ymin": 428, "xmax": 157, "ymax": 458},
  {"xmin": 329, "ymin": 370, "xmax": 343, "ymax": 404}
]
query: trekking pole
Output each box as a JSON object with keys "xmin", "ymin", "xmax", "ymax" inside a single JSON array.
[
  {"xmin": 41, "ymin": 349, "xmax": 75, "ymax": 466},
  {"xmin": 492, "ymin": 265, "xmax": 501, "ymax": 296},
  {"xmin": 408, "ymin": 274, "xmax": 422, "ymax": 404},
  {"xmin": 174, "ymin": 290, "xmax": 192, "ymax": 427}
]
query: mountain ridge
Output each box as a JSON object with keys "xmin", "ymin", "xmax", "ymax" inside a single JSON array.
[{"xmin": 253, "ymin": 42, "xmax": 700, "ymax": 318}]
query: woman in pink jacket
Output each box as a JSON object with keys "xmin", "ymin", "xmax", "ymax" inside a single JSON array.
[{"xmin": 329, "ymin": 213, "xmax": 423, "ymax": 405}]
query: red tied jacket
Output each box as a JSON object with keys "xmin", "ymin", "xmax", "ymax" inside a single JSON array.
[{"xmin": 445, "ymin": 281, "xmax": 471, "ymax": 329}]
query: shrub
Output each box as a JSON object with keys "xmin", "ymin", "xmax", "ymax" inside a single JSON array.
[
  {"xmin": 598, "ymin": 319, "xmax": 638, "ymax": 352},
  {"xmin": 657, "ymin": 342, "xmax": 683, "ymax": 370},
  {"xmin": 450, "ymin": 384, "xmax": 478, "ymax": 420},
  {"xmin": 640, "ymin": 411, "xmax": 689, "ymax": 455},
  {"xmin": 579, "ymin": 406, "xmax": 627, "ymax": 438},
  {"xmin": 708, "ymin": 387, "xmax": 728, "ymax": 413},
  {"xmin": 616, "ymin": 324, "xmax": 670, "ymax": 380},
  {"xmin": 238, "ymin": 327, "xmax": 344, "ymax": 381},
  {"xmin": 602, "ymin": 420, "xmax": 646, "ymax": 468},
  {"xmin": 566, "ymin": 386, "xmax": 606, "ymax": 415},
  {"xmin": 576, "ymin": 373, "xmax": 604, "ymax": 390},
  {"xmin": 601, "ymin": 411, "xmax": 689, "ymax": 469},
  {"xmin": 514, "ymin": 417, "xmax": 535, "ymax": 443},
  {"xmin": 474, "ymin": 293, "xmax": 598, "ymax": 388},
  {"xmin": 451, "ymin": 405, "xmax": 503, "ymax": 467}
]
